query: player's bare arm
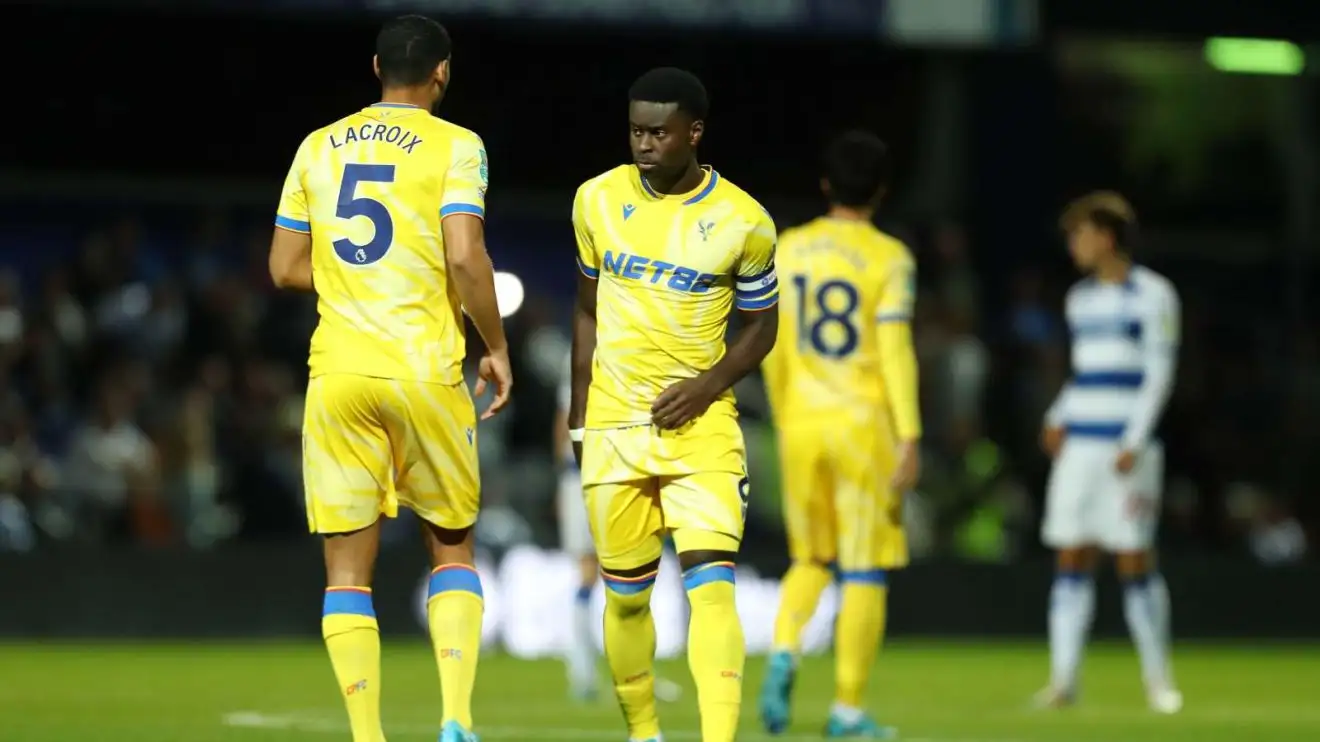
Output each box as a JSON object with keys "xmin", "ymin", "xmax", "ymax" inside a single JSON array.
[
  {"xmin": 568, "ymin": 270, "xmax": 597, "ymax": 464},
  {"xmin": 268, "ymin": 226, "xmax": 314, "ymax": 291},
  {"xmin": 443, "ymin": 212, "xmax": 512, "ymax": 419},
  {"xmin": 651, "ymin": 305, "xmax": 778, "ymax": 430}
]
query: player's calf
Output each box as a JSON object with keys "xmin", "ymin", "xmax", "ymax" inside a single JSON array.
[
  {"xmin": 1115, "ymin": 551, "xmax": 1179, "ymax": 710},
  {"xmin": 828, "ymin": 567, "xmax": 895, "ymax": 738},
  {"xmin": 771, "ymin": 558, "xmax": 834, "ymax": 655},
  {"xmin": 1043, "ymin": 546, "xmax": 1098, "ymax": 702},
  {"xmin": 601, "ymin": 558, "xmax": 663, "ymax": 741},
  {"xmin": 678, "ymin": 546, "xmax": 745, "ymax": 742},
  {"xmin": 761, "ymin": 558, "xmax": 831, "ymax": 735},
  {"xmin": 421, "ymin": 522, "xmax": 484, "ymax": 734},
  {"xmin": 321, "ymin": 522, "xmax": 387, "ymax": 742}
]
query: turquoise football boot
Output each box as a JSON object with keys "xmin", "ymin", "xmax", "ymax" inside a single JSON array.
[
  {"xmin": 825, "ymin": 711, "xmax": 897, "ymax": 739},
  {"xmin": 758, "ymin": 650, "xmax": 796, "ymax": 734},
  {"xmin": 439, "ymin": 720, "xmax": 479, "ymax": 742}
]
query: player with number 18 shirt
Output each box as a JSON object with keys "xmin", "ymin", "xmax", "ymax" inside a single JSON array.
[{"xmin": 759, "ymin": 131, "xmax": 921, "ymax": 739}]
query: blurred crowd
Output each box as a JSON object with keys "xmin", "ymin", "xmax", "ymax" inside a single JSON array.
[{"xmin": 0, "ymin": 207, "xmax": 1312, "ymax": 565}]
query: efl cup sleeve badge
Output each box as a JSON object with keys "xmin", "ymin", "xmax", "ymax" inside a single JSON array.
[{"xmin": 478, "ymin": 147, "xmax": 489, "ymax": 196}]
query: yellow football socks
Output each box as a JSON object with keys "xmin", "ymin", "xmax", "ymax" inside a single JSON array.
[
  {"xmin": 601, "ymin": 569, "xmax": 662, "ymax": 740},
  {"xmin": 834, "ymin": 572, "xmax": 889, "ymax": 707},
  {"xmin": 322, "ymin": 587, "xmax": 386, "ymax": 742},
  {"xmin": 685, "ymin": 562, "xmax": 745, "ymax": 742},
  {"xmin": 426, "ymin": 564, "xmax": 485, "ymax": 729},
  {"xmin": 772, "ymin": 561, "xmax": 833, "ymax": 652}
]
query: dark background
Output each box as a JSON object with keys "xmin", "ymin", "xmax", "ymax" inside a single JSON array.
[{"xmin": 1, "ymin": 0, "xmax": 1318, "ymax": 636}]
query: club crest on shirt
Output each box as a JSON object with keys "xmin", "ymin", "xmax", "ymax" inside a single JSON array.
[{"xmin": 698, "ymin": 220, "xmax": 715, "ymax": 241}]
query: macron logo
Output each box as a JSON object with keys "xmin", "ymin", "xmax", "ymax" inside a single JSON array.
[{"xmin": 622, "ymin": 204, "xmax": 636, "ymax": 221}]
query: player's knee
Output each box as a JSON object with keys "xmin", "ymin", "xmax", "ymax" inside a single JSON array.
[
  {"xmin": 322, "ymin": 524, "xmax": 382, "ymax": 587},
  {"xmin": 578, "ymin": 554, "xmax": 600, "ymax": 588},
  {"xmin": 1055, "ymin": 546, "xmax": 1098, "ymax": 575},
  {"xmin": 420, "ymin": 521, "xmax": 475, "ymax": 568},
  {"xmin": 798, "ymin": 556, "xmax": 835, "ymax": 570},
  {"xmin": 1114, "ymin": 550, "xmax": 1154, "ymax": 580},
  {"xmin": 601, "ymin": 558, "xmax": 660, "ymax": 614}
]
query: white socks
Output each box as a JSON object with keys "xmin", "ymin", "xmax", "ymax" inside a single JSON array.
[
  {"xmin": 1123, "ymin": 574, "xmax": 1173, "ymax": 689},
  {"xmin": 1048, "ymin": 573, "xmax": 1095, "ymax": 691},
  {"xmin": 566, "ymin": 586, "xmax": 598, "ymax": 695}
]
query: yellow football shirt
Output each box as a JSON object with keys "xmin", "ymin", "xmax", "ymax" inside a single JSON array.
[
  {"xmin": 764, "ymin": 216, "xmax": 920, "ymax": 438},
  {"xmin": 275, "ymin": 102, "xmax": 488, "ymax": 385},
  {"xmin": 574, "ymin": 165, "xmax": 778, "ymax": 429}
]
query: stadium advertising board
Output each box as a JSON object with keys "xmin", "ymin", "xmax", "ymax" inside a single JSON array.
[{"xmin": 4, "ymin": 546, "xmax": 1319, "ymax": 642}]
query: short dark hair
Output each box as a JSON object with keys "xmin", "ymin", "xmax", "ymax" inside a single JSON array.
[
  {"xmin": 375, "ymin": 15, "xmax": 452, "ymax": 87},
  {"xmin": 1060, "ymin": 191, "xmax": 1138, "ymax": 251},
  {"xmin": 628, "ymin": 67, "xmax": 709, "ymax": 120},
  {"xmin": 823, "ymin": 130, "xmax": 891, "ymax": 207}
]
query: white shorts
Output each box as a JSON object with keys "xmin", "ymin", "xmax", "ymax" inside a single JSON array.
[
  {"xmin": 1041, "ymin": 438, "xmax": 1164, "ymax": 552},
  {"xmin": 556, "ymin": 466, "xmax": 595, "ymax": 557}
]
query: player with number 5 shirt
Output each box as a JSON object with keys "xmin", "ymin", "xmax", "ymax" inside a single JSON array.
[
  {"xmin": 759, "ymin": 131, "xmax": 920, "ymax": 739},
  {"xmin": 268, "ymin": 15, "xmax": 510, "ymax": 742}
]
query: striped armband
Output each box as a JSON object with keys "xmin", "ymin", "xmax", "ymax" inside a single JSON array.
[{"xmin": 735, "ymin": 266, "xmax": 779, "ymax": 310}]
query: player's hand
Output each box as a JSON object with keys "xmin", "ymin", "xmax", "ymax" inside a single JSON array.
[
  {"xmin": 651, "ymin": 376, "xmax": 719, "ymax": 430},
  {"xmin": 891, "ymin": 440, "xmax": 921, "ymax": 492},
  {"xmin": 1115, "ymin": 449, "xmax": 1138, "ymax": 474},
  {"xmin": 474, "ymin": 348, "xmax": 513, "ymax": 420},
  {"xmin": 1041, "ymin": 425, "xmax": 1066, "ymax": 459}
]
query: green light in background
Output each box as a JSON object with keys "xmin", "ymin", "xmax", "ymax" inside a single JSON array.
[{"xmin": 1204, "ymin": 37, "xmax": 1305, "ymax": 76}]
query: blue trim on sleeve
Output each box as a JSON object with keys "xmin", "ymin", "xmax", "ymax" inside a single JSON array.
[
  {"xmin": 440, "ymin": 203, "xmax": 485, "ymax": 219},
  {"xmin": 577, "ymin": 256, "xmax": 600, "ymax": 279},
  {"xmin": 275, "ymin": 215, "xmax": 311, "ymax": 233}
]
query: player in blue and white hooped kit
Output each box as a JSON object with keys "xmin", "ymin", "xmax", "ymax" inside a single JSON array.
[{"xmin": 1036, "ymin": 192, "xmax": 1182, "ymax": 714}]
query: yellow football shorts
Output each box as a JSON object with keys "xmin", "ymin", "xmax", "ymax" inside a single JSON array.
[
  {"xmin": 777, "ymin": 410, "xmax": 908, "ymax": 571},
  {"xmin": 581, "ymin": 412, "xmax": 748, "ymax": 571},
  {"xmin": 302, "ymin": 373, "xmax": 479, "ymax": 534}
]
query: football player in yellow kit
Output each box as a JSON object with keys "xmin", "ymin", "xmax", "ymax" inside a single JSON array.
[
  {"xmin": 568, "ymin": 68, "xmax": 779, "ymax": 742},
  {"xmin": 759, "ymin": 132, "xmax": 921, "ymax": 739}
]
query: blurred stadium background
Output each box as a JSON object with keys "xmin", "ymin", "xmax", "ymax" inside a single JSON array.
[{"xmin": 3, "ymin": 1, "xmax": 1320, "ymax": 741}]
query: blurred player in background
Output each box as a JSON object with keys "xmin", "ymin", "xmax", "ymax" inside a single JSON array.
[
  {"xmin": 553, "ymin": 353, "xmax": 602, "ymax": 700},
  {"xmin": 553, "ymin": 354, "xmax": 684, "ymax": 704},
  {"xmin": 758, "ymin": 131, "xmax": 920, "ymax": 739},
  {"xmin": 267, "ymin": 16, "xmax": 511, "ymax": 742},
  {"xmin": 569, "ymin": 67, "xmax": 779, "ymax": 742},
  {"xmin": 1036, "ymin": 192, "xmax": 1182, "ymax": 714}
]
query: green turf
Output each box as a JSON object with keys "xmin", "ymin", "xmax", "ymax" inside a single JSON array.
[{"xmin": 5, "ymin": 640, "xmax": 1319, "ymax": 741}]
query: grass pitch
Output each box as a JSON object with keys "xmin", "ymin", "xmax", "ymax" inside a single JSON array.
[{"xmin": 4, "ymin": 640, "xmax": 1319, "ymax": 741}]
